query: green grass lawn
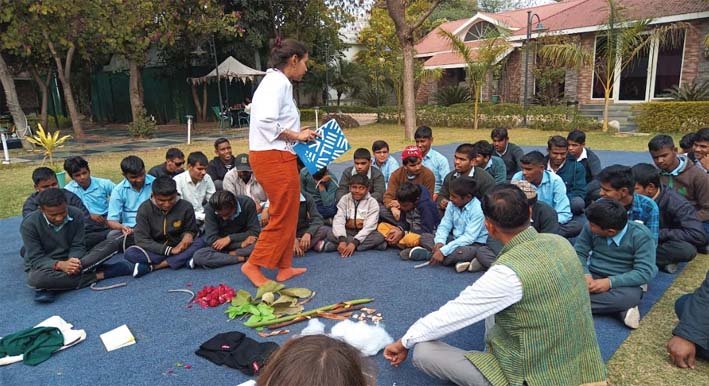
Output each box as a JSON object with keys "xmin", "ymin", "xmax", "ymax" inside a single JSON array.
[{"xmin": 0, "ymin": 124, "xmax": 705, "ymax": 382}]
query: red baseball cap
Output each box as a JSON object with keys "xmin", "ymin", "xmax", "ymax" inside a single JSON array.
[{"xmin": 401, "ymin": 145, "xmax": 422, "ymax": 161}]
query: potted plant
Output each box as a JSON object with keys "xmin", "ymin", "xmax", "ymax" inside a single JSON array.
[{"xmin": 25, "ymin": 124, "xmax": 72, "ymax": 187}]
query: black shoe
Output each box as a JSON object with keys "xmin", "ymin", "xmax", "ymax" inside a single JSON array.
[
  {"xmin": 34, "ymin": 290, "xmax": 58, "ymax": 304},
  {"xmin": 659, "ymin": 264, "xmax": 678, "ymax": 274}
]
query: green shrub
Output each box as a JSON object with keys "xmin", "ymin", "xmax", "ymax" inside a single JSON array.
[
  {"xmin": 128, "ymin": 109, "xmax": 156, "ymax": 138},
  {"xmin": 632, "ymin": 102, "xmax": 709, "ymax": 133},
  {"xmin": 435, "ymin": 85, "xmax": 471, "ymax": 106},
  {"xmin": 321, "ymin": 113, "xmax": 360, "ymax": 128},
  {"xmin": 662, "ymin": 80, "xmax": 709, "ymax": 101}
]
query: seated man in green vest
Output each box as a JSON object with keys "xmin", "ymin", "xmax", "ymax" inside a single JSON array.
[{"xmin": 384, "ymin": 184, "xmax": 606, "ymax": 386}]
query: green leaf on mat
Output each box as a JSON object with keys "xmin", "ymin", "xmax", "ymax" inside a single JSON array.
[
  {"xmin": 272, "ymin": 295, "xmax": 296, "ymax": 306},
  {"xmin": 231, "ymin": 290, "xmax": 253, "ymax": 306},
  {"xmin": 256, "ymin": 281, "xmax": 284, "ymax": 299},
  {"xmin": 280, "ymin": 287, "xmax": 313, "ymax": 298}
]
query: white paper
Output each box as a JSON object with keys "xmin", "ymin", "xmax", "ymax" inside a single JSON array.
[{"xmin": 100, "ymin": 324, "xmax": 136, "ymax": 352}]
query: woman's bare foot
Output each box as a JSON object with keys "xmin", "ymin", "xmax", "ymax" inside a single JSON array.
[
  {"xmin": 241, "ymin": 262, "xmax": 269, "ymax": 287},
  {"xmin": 276, "ymin": 267, "xmax": 307, "ymax": 282}
]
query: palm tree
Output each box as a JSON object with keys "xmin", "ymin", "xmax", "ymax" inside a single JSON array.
[
  {"xmin": 439, "ymin": 28, "xmax": 510, "ymax": 130},
  {"xmin": 538, "ymin": 0, "xmax": 686, "ymax": 132}
]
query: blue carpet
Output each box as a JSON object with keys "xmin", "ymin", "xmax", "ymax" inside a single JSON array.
[{"xmin": 0, "ymin": 147, "xmax": 674, "ymax": 386}]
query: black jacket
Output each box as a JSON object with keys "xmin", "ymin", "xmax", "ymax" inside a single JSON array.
[
  {"xmin": 655, "ymin": 186, "xmax": 707, "ymax": 247},
  {"xmin": 297, "ymin": 193, "xmax": 324, "ymax": 237},
  {"xmin": 673, "ymin": 271, "xmax": 709, "ymax": 352},
  {"xmin": 148, "ymin": 162, "xmax": 182, "ymax": 179},
  {"xmin": 578, "ymin": 148, "xmax": 602, "ymax": 183},
  {"xmin": 207, "ymin": 157, "xmax": 237, "ymax": 182},
  {"xmin": 134, "ymin": 199, "xmax": 198, "ymax": 255},
  {"xmin": 203, "ymin": 195, "xmax": 260, "ymax": 245},
  {"xmin": 22, "ymin": 189, "xmax": 105, "ymax": 232},
  {"xmin": 531, "ymin": 200, "xmax": 560, "ymax": 234}
]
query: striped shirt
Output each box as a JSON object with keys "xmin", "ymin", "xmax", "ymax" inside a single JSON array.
[
  {"xmin": 401, "ymin": 265, "xmax": 522, "ymax": 349},
  {"xmin": 627, "ymin": 192, "xmax": 660, "ymax": 243}
]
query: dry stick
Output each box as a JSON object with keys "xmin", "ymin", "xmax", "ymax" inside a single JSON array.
[
  {"xmin": 256, "ymin": 299, "xmax": 373, "ymax": 329},
  {"xmin": 267, "ymin": 305, "xmax": 366, "ymax": 330}
]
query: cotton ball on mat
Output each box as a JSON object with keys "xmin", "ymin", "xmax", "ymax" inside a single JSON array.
[
  {"xmin": 329, "ymin": 319, "xmax": 393, "ymax": 356},
  {"xmin": 299, "ymin": 318, "xmax": 326, "ymax": 336}
]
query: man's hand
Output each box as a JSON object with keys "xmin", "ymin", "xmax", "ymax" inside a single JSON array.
[
  {"xmin": 317, "ymin": 175, "xmax": 331, "ymax": 191},
  {"xmin": 241, "ymin": 235, "xmax": 257, "ymax": 248},
  {"xmin": 585, "ymin": 274, "xmax": 593, "ymax": 287},
  {"xmin": 90, "ymin": 214, "xmax": 107, "ymax": 225},
  {"xmin": 384, "ymin": 340, "xmax": 409, "ymax": 367},
  {"xmin": 430, "ymin": 250, "xmax": 445, "ymax": 265},
  {"xmin": 254, "ymin": 200, "xmax": 263, "ymax": 214},
  {"xmin": 588, "ymin": 278, "xmax": 611, "ymax": 293},
  {"xmin": 667, "ymin": 335, "xmax": 697, "ymax": 369},
  {"xmin": 389, "ymin": 200, "xmax": 400, "ymax": 209},
  {"xmin": 121, "ymin": 225, "xmax": 133, "ymax": 236},
  {"xmin": 340, "ymin": 242, "xmax": 356, "ymax": 258},
  {"xmin": 385, "ymin": 227, "xmax": 403, "ymax": 245},
  {"xmin": 432, "ymin": 193, "xmax": 439, "ymax": 202},
  {"xmin": 294, "ymin": 239, "xmax": 304, "ymax": 257},
  {"xmin": 299, "ymin": 233, "xmax": 311, "ymax": 251},
  {"xmin": 438, "ymin": 198, "xmax": 449, "ymax": 210},
  {"xmin": 58, "ymin": 258, "xmax": 82, "ymax": 275},
  {"xmin": 212, "ymin": 236, "xmax": 231, "ymax": 251},
  {"xmin": 391, "ymin": 207, "xmax": 401, "ymax": 221},
  {"xmin": 172, "ymin": 234, "xmax": 194, "ymax": 255}
]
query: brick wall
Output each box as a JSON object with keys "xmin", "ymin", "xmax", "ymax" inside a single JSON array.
[
  {"xmin": 576, "ymin": 33, "xmax": 599, "ymax": 105},
  {"xmin": 500, "ymin": 49, "xmax": 522, "ymax": 103},
  {"xmin": 682, "ymin": 19, "xmax": 709, "ymax": 85}
]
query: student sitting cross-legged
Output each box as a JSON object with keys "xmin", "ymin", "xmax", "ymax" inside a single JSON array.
[
  {"xmin": 125, "ymin": 177, "xmax": 204, "ymax": 277},
  {"xmin": 106, "ymin": 155, "xmax": 155, "ymax": 244},
  {"xmin": 21, "ymin": 188, "xmax": 133, "ymax": 303},
  {"xmin": 322, "ymin": 174, "xmax": 385, "ymax": 257},
  {"xmin": 371, "ymin": 140, "xmax": 399, "ymax": 188},
  {"xmin": 174, "ymin": 151, "xmax": 216, "ymax": 223},
  {"xmin": 575, "ymin": 199, "xmax": 658, "ymax": 329},
  {"xmin": 632, "ymin": 163, "xmax": 706, "ymax": 273},
  {"xmin": 437, "ymin": 143, "xmax": 495, "ymax": 215},
  {"xmin": 301, "ymin": 166, "xmax": 339, "ymax": 222},
  {"xmin": 22, "ymin": 167, "xmax": 108, "ymax": 250},
  {"xmin": 407, "ymin": 177, "xmax": 496, "ymax": 273},
  {"xmin": 378, "ymin": 182, "xmax": 440, "ymax": 259},
  {"xmin": 472, "ymin": 140, "xmax": 507, "ymax": 184},
  {"xmin": 190, "ymin": 190, "xmax": 260, "ymax": 269},
  {"xmin": 382, "ymin": 145, "xmax": 435, "ymax": 223}
]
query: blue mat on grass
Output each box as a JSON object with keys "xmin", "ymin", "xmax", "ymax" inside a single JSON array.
[{"xmin": 1, "ymin": 147, "xmax": 672, "ymax": 386}]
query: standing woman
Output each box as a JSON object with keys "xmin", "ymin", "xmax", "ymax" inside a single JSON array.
[{"xmin": 242, "ymin": 38, "xmax": 318, "ymax": 287}]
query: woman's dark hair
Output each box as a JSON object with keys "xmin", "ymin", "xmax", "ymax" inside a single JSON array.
[
  {"xmin": 450, "ymin": 176, "xmax": 477, "ymax": 198},
  {"xmin": 63, "ymin": 156, "xmax": 89, "ymax": 176},
  {"xmin": 567, "ymin": 129, "xmax": 586, "ymax": 144},
  {"xmin": 257, "ymin": 335, "xmax": 372, "ymax": 386},
  {"xmin": 121, "ymin": 155, "xmax": 145, "ymax": 175},
  {"xmin": 152, "ymin": 176, "xmax": 177, "ymax": 196},
  {"xmin": 482, "ymin": 184, "xmax": 530, "ymax": 231},
  {"xmin": 32, "ymin": 167, "xmax": 57, "ymax": 185},
  {"xmin": 396, "ymin": 182, "xmax": 421, "ymax": 204},
  {"xmin": 349, "ymin": 173, "xmax": 369, "ymax": 187},
  {"xmin": 372, "ymin": 140, "xmax": 389, "ymax": 152},
  {"xmin": 209, "ymin": 190, "xmax": 237, "ymax": 211},
  {"xmin": 268, "ymin": 38, "xmax": 308, "ymax": 70},
  {"xmin": 586, "ymin": 199, "xmax": 627, "ymax": 231},
  {"xmin": 37, "ymin": 188, "xmax": 67, "ymax": 208},
  {"xmin": 520, "ymin": 151, "xmax": 545, "ymax": 166},
  {"xmin": 631, "ymin": 163, "xmax": 661, "ymax": 189},
  {"xmin": 598, "ymin": 164, "xmax": 634, "ymax": 192},
  {"xmin": 472, "ymin": 140, "xmax": 494, "ymax": 157}
]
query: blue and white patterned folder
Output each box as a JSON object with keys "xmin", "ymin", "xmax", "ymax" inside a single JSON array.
[{"xmin": 293, "ymin": 119, "xmax": 351, "ymax": 175}]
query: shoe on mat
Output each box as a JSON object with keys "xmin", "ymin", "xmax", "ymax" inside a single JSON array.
[
  {"xmin": 376, "ymin": 241, "xmax": 388, "ymax": 251},
  {"xmin": 133, "ymin": 263, "xmax": 152, "ymax": 278},
  {"xmin": 188, "ymin": 258, "xmax": 195, "ymax": 269},
  {"xmin": 467, "ymin": 258, "xmax": 484, "ymax": 272},
  {"xmin": 34, "ymin": 289, "xmax": 58, "ymax": 304},
  {"xmin": 313, "ymin": 240, "xmax": 326, "ymax": 253},
  {"xmin": 322, "ymin": 241, "xmax": 337, "ymax": 253},
  {"xmin": 622, "ymin": 306, "xmax": 640, "ymax": 329},
  {"xmin": 455, "ymin": 261, "xmax": 470, "ymax": 273},
  {"xmin": 659, "ymin": 263, "xmax": 678, "ymax": 274},
  {"xmin": 409, "ymin": 247, "xmax": 431, "ymax": 261},
  {"xmin": 399, "ymin": 248, "xmax": 413, "ymax": 260}
]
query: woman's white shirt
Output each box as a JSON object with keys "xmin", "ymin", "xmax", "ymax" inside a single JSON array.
[{"xmin": 249, "ymin": 69, "xmax": 301, "ymax": 152}]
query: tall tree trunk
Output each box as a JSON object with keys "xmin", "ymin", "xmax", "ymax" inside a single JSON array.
[
  {"xmin": 46, "ymin": 39, "xmax": 84, "ymax": 138},
  {"xmin": 30, "ymin": 68, "xmax": 50, "ymax": 129},
  {"xmin": 0, "ymin": 53, "xmax": 33, "ymax": 150},
  {"xmin": 128, "ymin": 60, "xmax": 144, "ymax": 121},
  {"xmin": 400, "ymin": 43, "xmax": 416, "ymax": 140},
  {"xmin": 190, "ymin": 83, "xmax": 203, "ymax": 121},
  {"xmin": 201, "ymin": 82, "xmax": 208, "ymax": 121},
  {"xmin": 603, "ymin": 87, "xmax": 611, "ymax": 132},
  {"xmin": 473, "ymin": 84, "xmax": 480, "ymax": 130}
]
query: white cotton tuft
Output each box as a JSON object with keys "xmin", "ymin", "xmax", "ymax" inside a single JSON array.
[
  {"xmin": 299, "ymin": 318, "xmax": 326, "ymax": 336},
  {"xmin": 329, "ymin": 319, "xmax": 393, "ymax": 356}
]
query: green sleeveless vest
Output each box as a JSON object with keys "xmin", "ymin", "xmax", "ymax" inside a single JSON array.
[{"xmin": 466, "ymin": 227, "xmax": 606, "ymax": 386}]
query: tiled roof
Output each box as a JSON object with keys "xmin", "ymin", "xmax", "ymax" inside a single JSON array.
[{"xmin": 415, "ymin": 0, "xmax": 709, "ymax": 67}]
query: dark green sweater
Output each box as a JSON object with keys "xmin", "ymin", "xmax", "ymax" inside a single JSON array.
[
  {"xmin": 21, "ymin": 206, "xmax": 86, "ymax": 272},
  {"xmin": 575, "ymin": 221, "xmax": 658, "ymax": 288}
]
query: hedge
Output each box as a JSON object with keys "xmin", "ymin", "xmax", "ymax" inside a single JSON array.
[{"xmin": 632, "ymin": 101, "xmax": 709, "ymax": 133}]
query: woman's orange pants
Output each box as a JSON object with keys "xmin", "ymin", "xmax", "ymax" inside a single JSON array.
[{"xmin": 248, "ymin": 150, "xmax": 300, "ymax": 269}]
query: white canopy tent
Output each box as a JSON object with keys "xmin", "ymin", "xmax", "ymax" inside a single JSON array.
[{"xmin": 191, "ymin": 56, "xmax": 266, "ymax": 84}]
